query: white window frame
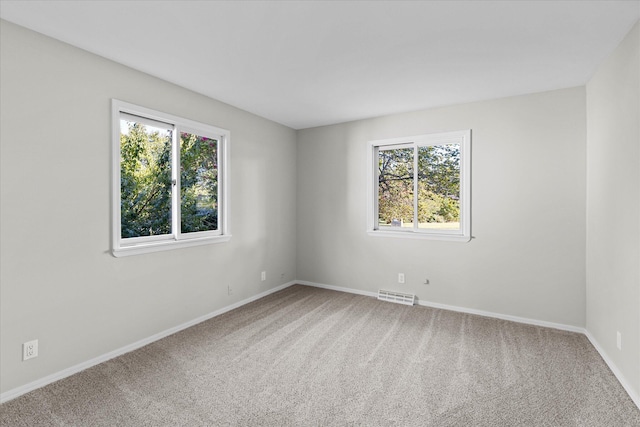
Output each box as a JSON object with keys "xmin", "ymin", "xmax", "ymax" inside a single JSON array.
[
  {"xmin": 367, "ymin": 130, "xmax": 471, "ymax": 242},
  {"xmin": 112, "ymin": 99, "xmax": 231, "ymax": 257}
]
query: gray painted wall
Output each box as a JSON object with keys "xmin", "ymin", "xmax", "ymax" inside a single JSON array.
[
  {"xmin": 0, "ymin": 20, "xmax": 297, "ymax": 394},
  {"xmin": 297, "ymin": 87, "xmax": 587, "ymax": 327},
  {"xmin": 586, "ymin": 21, "xmax": 640, "ymax": 399}
]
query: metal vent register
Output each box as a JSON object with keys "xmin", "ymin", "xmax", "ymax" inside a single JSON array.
[{"xmin": 377, "ymin": 289, "xmax": 416, "ymax": 306}]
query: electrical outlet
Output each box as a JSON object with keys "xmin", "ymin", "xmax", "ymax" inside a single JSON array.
[
  {"xmin": 261, "ymin": 271, "xmax": 266, "ymax": 281},
  {"xmin": 617, "ymin": 331, "xmax": 622, "ymax": 350},
  {"xmin": 23, "ymin": 340, "xmax": 38, "ymax": 361},
  {"xmin": 227, "ymin": 284, "xmax": 233, "ymax": 295},
  {"xmin": 398, "ymin": 273, "xmax": 405, "ymax": 284}
]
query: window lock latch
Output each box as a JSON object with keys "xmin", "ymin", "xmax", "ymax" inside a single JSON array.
[{"xmin": 172, "ymin": 179, "xmax": 177, "ymax": 186}]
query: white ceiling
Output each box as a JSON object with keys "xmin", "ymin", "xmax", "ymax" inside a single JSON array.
[{"xmin": 1, "ymin": 1, "xmax": 639, "ymax": 129}]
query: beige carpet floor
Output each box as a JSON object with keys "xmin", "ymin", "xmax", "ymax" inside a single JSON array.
[{"xmin": 1, "ymin": 285, "xmax": 639, "ymax": 426}]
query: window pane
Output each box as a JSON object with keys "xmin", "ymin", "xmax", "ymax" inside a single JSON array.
[
  {"xmin": 378, "ymin": 147, "xmax": 414, "ymax": 228},
  {"xmin": 417, "ymin": 144, "xmax": 460, "ymax": 230},
  {"xmin": 180, "ymin": 132, "xmax": 218, "ymax": 233},
  {"xmin": 120, "ymin": 119, "xmax": 173, "ymax": 238}
]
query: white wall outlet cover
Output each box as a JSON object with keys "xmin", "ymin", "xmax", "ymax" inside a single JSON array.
[
  {"xmin": 398, "ymin": 273, "xmax": 405, "ymax": 284},
  {"xmin": 23, "ymin": 340, "xmax": 38, "ymax": 361}
]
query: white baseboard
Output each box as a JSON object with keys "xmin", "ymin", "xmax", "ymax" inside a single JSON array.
[
  {"xmin": 299, "ymin": 280, "xmax": 640, "ymax": 410},
  {"xmin": 415, "ymin": 299, "xmax": 585, "ymax": 333},
  {"xmin": 299, "ymin": 280, "xmax": 584, "ymax": 333},
  {"xmin": 297, "ymin": 280, "xmax": 379, "ymax": 298},
  {"xmin": 0, "ymin": 281, "xmax": 296, "ymax": 404},
  {"xmin": 584, "ymin": 331, "xmax": 640, "ymax": 409}
]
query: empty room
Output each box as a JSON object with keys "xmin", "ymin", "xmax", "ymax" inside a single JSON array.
[{"xmin": 1, "ymin": 1, "xmax": 639, "ymax": 425}]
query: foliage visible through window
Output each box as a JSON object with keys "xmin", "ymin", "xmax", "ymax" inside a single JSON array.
[
  {"xmin": 179, "ymin": 132, "xmax": 219, "ymax": 234},
  {"xmin": 120, "ymin": 120, "xmax": 173, "ymax": 237},
  {"xmin": 378, "ymin": 144, "xmax": 460, "ymax": 230},
  {"xmin": 113, "ymin": 100, "xmax": 229, "ymax": 256},
  {"xmin": 369, "ymin": 130, "xmax": 470, "ymax": 241}
]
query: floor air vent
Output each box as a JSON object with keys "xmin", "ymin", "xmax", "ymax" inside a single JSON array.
[{"xmin": 378, "ymin": 289, "xmax": 416, "ymax": 306}]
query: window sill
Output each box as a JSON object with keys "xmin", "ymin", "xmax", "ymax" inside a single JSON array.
[
  {"xmin": 367, "ymin": 230, "xmax": 471, "ymax": 242},
  {"xmin": 113, "ymin": 234, "xmax": 232, "ymax": 257}
]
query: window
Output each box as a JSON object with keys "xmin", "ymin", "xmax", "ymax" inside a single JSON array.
[
  {"xmin": 112, "ymin": 100, "xmax": 230, "ymax": 256},
  {"xmin": 367, "ymin": 130, "xmax": 471, "ymax": 242}
]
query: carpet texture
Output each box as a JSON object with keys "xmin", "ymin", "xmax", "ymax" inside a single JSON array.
[{"xmin": 1, "ymin": 285, "xmax": 639, "ymax": 426}]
